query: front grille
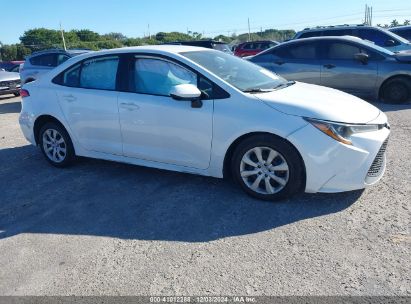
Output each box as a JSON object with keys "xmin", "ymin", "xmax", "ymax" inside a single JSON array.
[
  {"xmin": 367, "ymin": 139, "xmax": 388, "ymax": 177},
  {"xmin": 0, "ymin": 79, "xmax": 21, "ymax": 88}
]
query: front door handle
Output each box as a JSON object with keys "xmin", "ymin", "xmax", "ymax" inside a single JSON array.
[
  {"xmin": 63, "ymin": 94, "xmax": 77, "ymax": 102},
  {"xmin": 120, "ymin": 102, "xmax": 140, "ymax": 110},
  {"xmin": 323, "ymin": 64, "xmax": 336, "ymax": 69},
  {"xmin": 275, "ymin": 60, "xmax": 285, "ymax": 65}
]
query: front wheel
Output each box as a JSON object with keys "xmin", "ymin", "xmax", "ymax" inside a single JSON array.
[
  {"xmin": 381, "ymin": 77, "xmax": 411, "ymax": 104},
  {"xmin": 39, "ymin": 122, "xmax": 75, "ymax": 167},
  {"xmin": 231, "ymin": 135, "xmax": 305, "ymax": 201}
]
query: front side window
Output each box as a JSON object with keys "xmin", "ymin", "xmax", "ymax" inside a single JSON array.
[
  {"xmin": 80, "ymin": 56, "xmax": 119, "ymax": 90},
  {"xmin": 358, "ymin": 29, "xmax": 398, "ymax": 46},
  {"xmin": 327, "ymin": 42, "xmax": 361, "ymax": 60},
  {"xmin": 182, "ymin": 50, "xmax": 286, "ymax": 92},
  {"xmin": 131, "ymin": 58, "xmax": 197, "ymax": 96}
]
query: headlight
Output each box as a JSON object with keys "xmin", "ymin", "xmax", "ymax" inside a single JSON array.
[{"xmin": 304, "ymin": 118, "xmax": 385, "ymax": 145}]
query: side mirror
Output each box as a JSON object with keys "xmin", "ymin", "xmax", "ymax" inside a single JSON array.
[
  {"xmin": 354, "ymin": 53, "xmax": 369, "ymax": 65},
  {"xmin": 385, "ymin": 39, "xmax": 396, "ymax": 47},
  {"xmin": 170, "ymin": 84, "xmax": 203, "ymax": 108}
]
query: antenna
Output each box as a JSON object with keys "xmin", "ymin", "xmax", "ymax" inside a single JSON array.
[
  {"xmin": 248, "ymin": 18, "xmax": 251, "ymax": 42},
  {"xmin": 60, "ymin": 22, "xmax": 67, "ymax": 51}
]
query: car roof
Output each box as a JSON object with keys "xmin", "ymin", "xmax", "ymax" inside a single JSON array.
[
  {"xmin": 299, "ymin": 24, "xmax": 376, "ymax": 32},
  {"xmin": 289, "ymin": 36, "xmax": 364, "ymax": 43}
]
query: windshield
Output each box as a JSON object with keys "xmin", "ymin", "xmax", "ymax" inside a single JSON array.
[{"xmin": 181, "ymin": 50, "xmax": 286, "ymax": 92}]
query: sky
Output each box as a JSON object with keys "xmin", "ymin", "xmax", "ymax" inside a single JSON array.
[{"xmin": 0, "ymin": 0, "xmax": 410, "ymax": 44}]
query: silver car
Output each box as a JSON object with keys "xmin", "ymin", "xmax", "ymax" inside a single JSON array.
[
  {"xmin": 250, "ymin": 36, "xmax": 411, "ymax": 104},
  {"xmin": 0, "ymin": 71, "xmax": 21, "ymax": 97},
  {"xmin": 20, "ymin": 49, "xmax": 89, "ymax": 84}
]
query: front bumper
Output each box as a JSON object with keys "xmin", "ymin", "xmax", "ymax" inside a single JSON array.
[
  {"xmin": 287, "ymin": 121, "xmax": 390, "ymax": 193},
  {"xmin": 0, "ymin": 80, "xmax": 21, "ymax": 95}
]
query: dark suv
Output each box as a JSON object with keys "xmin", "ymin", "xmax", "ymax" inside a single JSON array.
[
  {"xmin": 165, "ymin": 40, "xmax": 233, "ymax": 54},
  {"xmin": 294, "ymin": 25, "xmax": 411, "ymax": 52}
]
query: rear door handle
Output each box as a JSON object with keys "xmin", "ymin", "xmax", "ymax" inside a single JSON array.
[
  {"xmin": 63, "ymin": 94, "xmax": 77, "ymax": 102},
  {"xmin": 323, "ymin": 64, "xmax": 336, "ymax": 69},
  {"xmin": 275, "ymin": 60, "xmax": 285, "ymax": 65}
]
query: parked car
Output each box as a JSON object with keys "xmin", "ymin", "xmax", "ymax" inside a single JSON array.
[
  {"xmin": 293, "ymin": 25, "xmax": 411, "ymax": 52},
  {"xmin": 165, "ymin": 40, "xmax": 233, "ymax": 54},
  {"xmin": 250, "ymin": 36, "xmax": 411, "ymax": 103},
  {"xmin": 389, "ymin": 25, "xmax": 411, "ymax": 42},
  {"xmin": 234, "ymin": 41, "xmax": 279, "ymax": 57},
  {"xmin": 20, "ymin": 49, "xmax": 89, "ymax": 84},
  {"xmin": 0, "ymin": 60, "xmax": 24, "ymax": 72},
  {"xmin": 19, "ymin": 45, "xmax": 390, "ymax": 201},
  {"xmin": 0, "ymin": 70, "xmax": 21, "ymax": 96}
]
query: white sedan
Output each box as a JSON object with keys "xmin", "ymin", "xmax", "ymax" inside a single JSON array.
[{"xmin": 19, "ymin": 45, "xmax": 390, "ymax": 200}]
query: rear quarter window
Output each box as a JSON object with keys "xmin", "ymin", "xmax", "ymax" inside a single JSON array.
[{"xmin": 30, "ymin": 54, "xmax": 57, "ymax": 67}]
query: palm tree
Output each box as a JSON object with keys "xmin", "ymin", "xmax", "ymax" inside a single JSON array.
[
  {"xmin": 404, "ymin": 20, "xmax": 411, "ymax": 26},
  {"xmin": 391, "ymin": 19, "xmax": 399, "ymax": 27}
]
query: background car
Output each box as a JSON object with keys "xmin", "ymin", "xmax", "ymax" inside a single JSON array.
[
  {"xmin": 164, "ymin": 40, "xmax": 233, "ymax": 54},
  {"xmin": 0, "ymin": 60, "xmax": 24, "ymax": 72},
  {"xmin": 234, "ymin": 40, "xmax": 279, "ymax": 57},
  {"xmin": 20, "ymin": 49, "xmax": 89, "ymax": 84},
  {"xmin": 250, "ymin": 36, "xmax": 411, "ymax": 104},
  {"xmin": 0, "ymin": 70, "xmax": 21, "ymax": 96},
  {"xmin": 293, "ymin": 25, "xmax": 411, "ymax": 52},
  {"xmin": 390, "ymin": 25, "xmax": 411, "ymax": 42},
  {"xmin": 19, "ymin": 45, "xmax": 390, "ymax": 201}
]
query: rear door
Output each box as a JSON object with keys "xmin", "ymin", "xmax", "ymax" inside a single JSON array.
[
  {"xmin": 319, "ymin": 40, "xmax": 379, "ymax": 97},
  {"xmin": 55, "ymin": 55, "xmax": 123, "ymax": 155},
  {"xmin": 265, "ymin": 41, "xmax": 322, "ymax": 85}
]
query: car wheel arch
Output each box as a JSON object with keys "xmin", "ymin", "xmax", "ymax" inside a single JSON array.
[
  {"xmin": 33, "ymin": 115, "xmax": 72, "ymax": 146},
  {"xmin": 222, "ymin": 131, "xmax": 306, "ymax": 182}
]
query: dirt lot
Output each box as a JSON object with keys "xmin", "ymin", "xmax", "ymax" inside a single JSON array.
[{"xmin": 0, "ymin": 95, "xmax": 410, "ymax": 296}]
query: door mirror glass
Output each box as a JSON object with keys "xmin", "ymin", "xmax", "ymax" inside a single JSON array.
[
  {"xmin": 170, "ymin": 84, "xmax": 201, "ymax": 101},
  {"xmin": 384, "ymin": 39, "xmax": 396, "ymax": 47},
  {"xmin": 354, "ymin": 53, "xmax": 369, "ymax": 64}
]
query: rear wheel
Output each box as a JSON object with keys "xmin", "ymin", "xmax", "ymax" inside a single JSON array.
[
  {"xmin": 13, "ymin": 92, "xmax": 20, "ymax": 97},
  {"xmin": 231, "ymin": 135, "xmax": 305, "ymax": 201},
  {"xmin": 381, "ymin": 77, "xmax": 411, "ymax": 104},
  {"xmin": 39, "ymin": 122, "xmax": 75, "ymax": 167}
]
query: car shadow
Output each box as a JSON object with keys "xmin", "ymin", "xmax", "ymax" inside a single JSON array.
[
  {"xmin": 368, "ymin": 100, "xmax": 411, "ymax": 112},
  {"xmin": 0, "ymin": 145, "xmax": 363, "ymax": 242}
]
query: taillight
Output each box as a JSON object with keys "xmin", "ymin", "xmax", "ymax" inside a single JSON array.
[{"xmin": 20, "ymin": 89, "xmax": 30, "ymax": 98}]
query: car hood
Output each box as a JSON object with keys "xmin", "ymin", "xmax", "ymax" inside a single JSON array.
[
  {"xmin": 0, "ymin": 71, "xmax": 20, "ymax": 81},
  {"xmin": 394, "ymin": 51, "xmax": 411, "ymax": 62},
  {"xmin": 254, "ymin": 82, "xmax": 381, "ymax": 124}
]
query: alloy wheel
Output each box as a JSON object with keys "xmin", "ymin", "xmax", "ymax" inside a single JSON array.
[{"xmin": 42, "ymin": 129, "xmax": 67, "ymax": 163}]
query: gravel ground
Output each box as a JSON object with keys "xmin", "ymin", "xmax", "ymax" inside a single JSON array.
[{"xmin": 0, "ymin": 95, "xmax": 410, "ymax": 296}]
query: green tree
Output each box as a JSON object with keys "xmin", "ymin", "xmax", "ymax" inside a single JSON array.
[
  {"xmin": 20, "ymin": 28, "xmax": 62, "ymax": 51},
  {"xmin": 404, "ymin": 20, "xmax": 411, "ymax": 26},
  {"xmin": 391, "ymin": 19, "xmax": 399, "ymax": 27}
]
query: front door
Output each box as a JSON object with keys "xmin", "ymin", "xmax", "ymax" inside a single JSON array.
[{"xmin": 118, "ymin": 56, "xmax": 213, "ymax": 169}]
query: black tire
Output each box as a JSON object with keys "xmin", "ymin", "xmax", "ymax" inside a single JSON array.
[
  {"xmin": 231, "ymin": 134, "xmax": 305, "ymax": 201},
  {"xmin": 39, "ymin": 122, "xmax": 75, "ymax": 168},
  {"xmin": 381, "ymin": 77, "xmax": 411, "ymax": 104},
  {"xmin": 13, "ymin": 92, "xmax": 20, "ymax": 97}
]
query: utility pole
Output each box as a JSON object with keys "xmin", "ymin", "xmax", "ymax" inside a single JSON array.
[
  {"xmin": 60, "ymin": 22, "xmax": 67, "ymax": 50},
  {"xmin": 248, "ymin": 18, "xmax": 251, "ymax": 42},
  {"xmin": 148, "ymin": 24, "xmax": 151, "ymax": 39}
]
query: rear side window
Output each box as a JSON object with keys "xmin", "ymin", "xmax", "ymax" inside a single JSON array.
[
  {"xmin": 298, "ymin": 31, "xmax": 323, "ymax": 38},
  {"xmin": 30, "ymin": 54, "xmax": 57, "ymax": 67},
  {"xmin": 54, "ymin": 56, "xmax": 119, "ymax": 90},
  {"xmin": 322, "ymin": 29, "xmax": 353, "ymax": 36},
  {"xmin": 274, "ymin": 42, "xmax": 318, "ymax": 59}
]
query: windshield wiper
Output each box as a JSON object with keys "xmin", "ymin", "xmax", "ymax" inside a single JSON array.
[
  {"xmin": 272, "ymin": 80, "xmax": 296, "ymax": 90},
  {"xmin": 242, "ymin": 88, "xmax": 274, "ymax": 93}
]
